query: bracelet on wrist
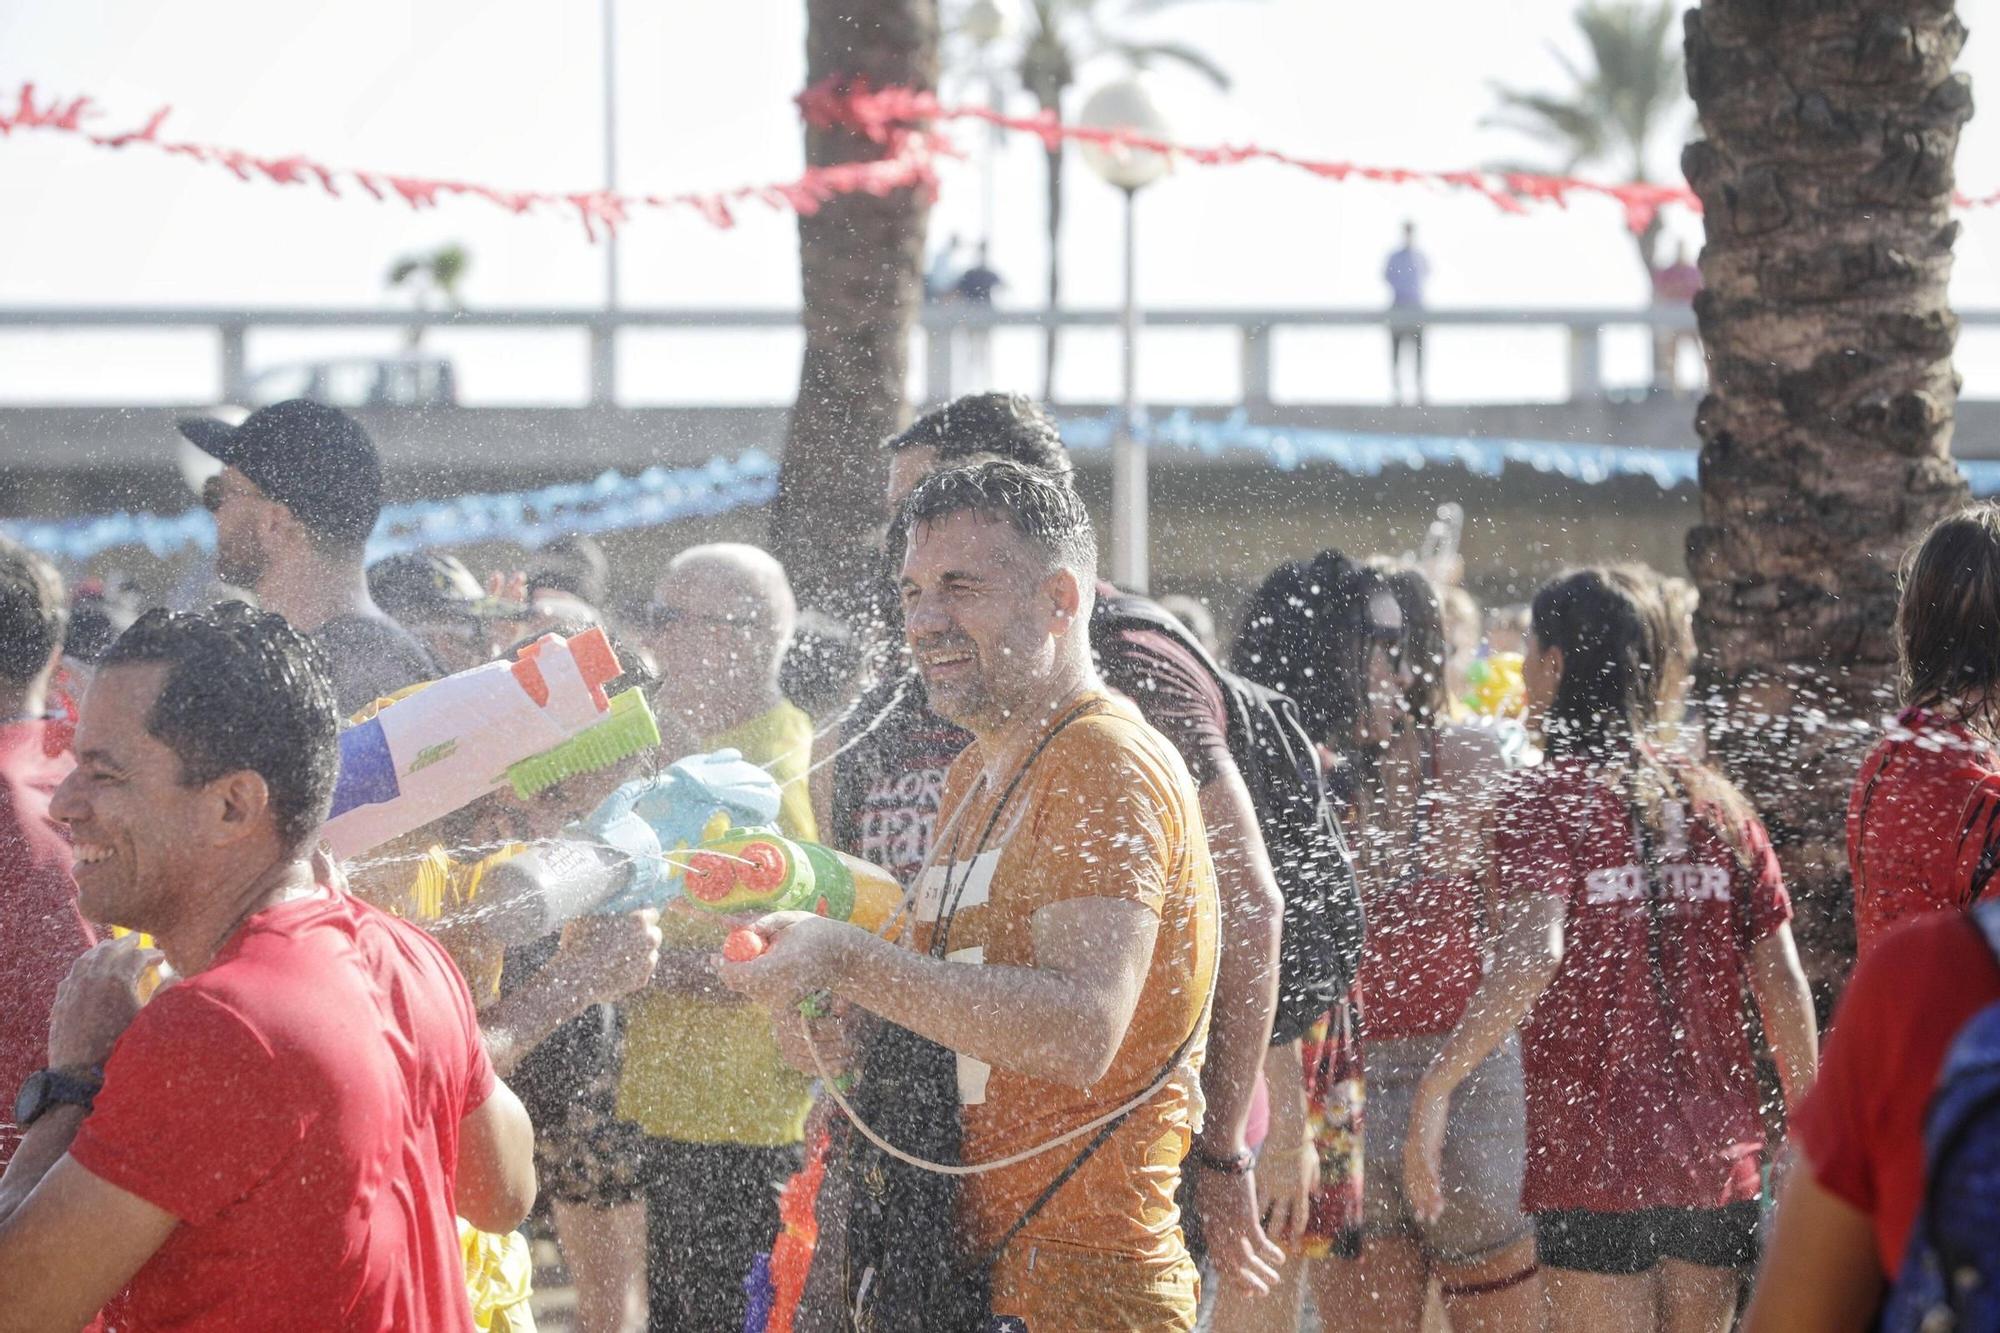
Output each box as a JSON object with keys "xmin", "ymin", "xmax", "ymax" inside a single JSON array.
[{"xmin": 1189, "ymin": 1145, "xmax": 1256, "ymax": 1177}]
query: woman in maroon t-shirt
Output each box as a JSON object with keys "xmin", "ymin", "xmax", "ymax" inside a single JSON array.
[
  {"xmin": 1406, "ymin": 567, "xmax": 1820, "ymax": 1333},
  {"xmin": 1309, "ymin": 564, "xmax": 1542, "ymax": 1332},
  {"xmin": 1848, "ymin": 505, "xmax": 2000, "ymax": 960}
]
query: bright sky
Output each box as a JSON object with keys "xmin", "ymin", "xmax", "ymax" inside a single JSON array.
[{"xmin": 3, "ymin": 0, "xmax": 1997, "ymax": 406}]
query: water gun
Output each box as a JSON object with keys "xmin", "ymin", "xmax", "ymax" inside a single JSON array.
[
  {"xmin": 667, "ymin": 827, "xmax": 903, "ymax": 962},
  {"xmin": 474, "ymin": 763, "xmax": 903, "ymax": 950},
  {"xmin": 323, "ymin": 628, "xmax": 659, "ymax": 860},
  {"xmin": 471, "ymin": 751, "xmax": 783, "ymax": 946}
]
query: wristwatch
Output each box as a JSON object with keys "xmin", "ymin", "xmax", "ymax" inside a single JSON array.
[
  {"xmin": 13, "ymin": 1066, "xmax": 104, "ymax": 1127},
  {"xmin": 1189, "ymin": 1144, "xmax": 1256, "ymax": 1177}
]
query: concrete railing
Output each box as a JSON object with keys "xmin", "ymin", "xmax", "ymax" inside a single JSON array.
[
  {"xmin": 0, "ymin": 304, "xmax": 1737, "ymax": 408},
  {"xmin": 7, "ymin": 304, "xmax": 1996, "ymax": 410}
]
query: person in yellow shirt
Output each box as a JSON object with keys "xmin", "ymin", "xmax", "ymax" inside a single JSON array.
[{"xmin": 616, "ymin": 543, "xmax": 820, "ymax": 1331}]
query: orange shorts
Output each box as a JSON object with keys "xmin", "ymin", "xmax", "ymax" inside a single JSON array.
[{"xmin": 988, "ymin": 1239, "xmax": 1199, "ymax": 1332}]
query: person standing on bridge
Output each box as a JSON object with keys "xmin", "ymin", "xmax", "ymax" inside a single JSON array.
[
  {"xmin": 178, "ymin": 399, "xmax": 438, "ymax": 715},
  {"xmin": 1384, "ymin": 221, "xmax": 1430, "ymax": 407}
]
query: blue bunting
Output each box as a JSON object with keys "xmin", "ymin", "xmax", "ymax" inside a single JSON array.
[
  {"xmin": 8, "ymin": 423, "xmax": 1999, "ymax": 564},
  {"xmin": 1061, "ymin": 408, "xmax": 2000, "ymax": 494},
  {"xmin": 0, "ymin": 450, "xmax": 780, "ymax": 565}
]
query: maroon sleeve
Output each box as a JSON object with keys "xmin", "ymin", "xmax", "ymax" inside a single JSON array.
[
  {"xmin": 1495, "ymin": 771, "xmax": 1574, "ymax": 901},
  {"xmin": 69, "ymin": 988, "xmax": 299, "ymax": 1224},
  {"xmin": 0, "ymin": 784, "xmax": 96, "ymax": 1166},
  {"xmin": 1097, "ymin": 626, "xmax": 1233, "ymax": 788},
  {"xmin": 1738, "ymin": 815, "xmax": 1793, "ymax": 941}
]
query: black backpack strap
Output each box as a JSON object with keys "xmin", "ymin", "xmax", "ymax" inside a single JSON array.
[{"xmin": 1971, "ymin": 900, "xmax": 2000, "ymax": 970}]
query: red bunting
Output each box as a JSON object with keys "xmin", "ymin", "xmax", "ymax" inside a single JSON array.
[
  {"xmin": 801, "ymin": 78, "xmax": 2000, "ymax": 233},
  {"xmin": 6, "ymin": 79, "xmax": 1996, "ymax": 240},
  {"xmin": 0, "ymin": 83, "xmax": 943, "ymax": 240},
  {"xmin": 799, "ymin": 78, "xmax": 1701, "ymax": 234}
]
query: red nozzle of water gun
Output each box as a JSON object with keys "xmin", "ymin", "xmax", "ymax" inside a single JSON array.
[
  {"xmin": 724, "ymin": 927, "xmax": 768, "ymax": 963},
  {"xmin": 684, "ymin": 851, "xmax": 735, "ymax": 903}
]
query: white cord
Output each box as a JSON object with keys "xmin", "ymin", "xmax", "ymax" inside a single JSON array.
[{"xmin": 800, "ymin": 926, "xmax": 1220, "ymax": 1177}]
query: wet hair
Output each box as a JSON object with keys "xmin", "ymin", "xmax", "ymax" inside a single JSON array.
[
  {"xmin": 65, "ymin": 577, "xmax": 141, "ymax": 665},
  {"xmin": 1374, "ymin": 562, "xmax": 1450, "ymax": 731},
  {"xmin": 898, "ymin": 459, "xmax": 1096, "ymax": 581},
  {"xmin": 1231, "ymin": 550, "xmax": 1385, "ymax": 747},
  {"xmin": 886, "ymin": 392, "xmax": 1072, "ymax": 480},
  {"xmin": 1533, "ymin": 566, "xmax": 1761, "ymax": 870},
  {"xmin": 0, "ymin": 535, "xmax": 67, "ymax": 687},
  {"xmin": 530, "ymin": 534, "xmax": 611, "ymax": 607},
  {"xmin": 1897, "ymin": 504, "xmax": 2000, "ymax": 730},
  {"xmin": 1529, "ymin": 567, "xmax": 1665, "ymax": 761},
  {"xmin": 100, "ymin": 603, "xmax": 340, "ymax": 851}
]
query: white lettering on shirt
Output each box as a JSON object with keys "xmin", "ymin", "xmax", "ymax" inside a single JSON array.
[
  {"xmin": 946, "ymin": 945, "xmax": 990, "ymax": 1104},
  {"xmin": 1583, "ymin": 863, "xmax": 1732, "ymax": 905},
  {"xmin": 915, "ymin": 849, "xmax": 1002, "ymax": 923}
]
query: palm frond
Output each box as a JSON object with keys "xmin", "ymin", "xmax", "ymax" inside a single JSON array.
[
  {"xmin": 1113, "ymin": 38, "xmax": 1231, "ymax": 88},
  {"xmin": 1485, "ymin": 0, "xmax": 1686, "ymax": 184},
  {"xmin": 1488, "ymin": 88, "xmax": 1607, "ymax": 149}
]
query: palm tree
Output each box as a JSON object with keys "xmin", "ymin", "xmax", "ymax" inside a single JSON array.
[
  {"xmin": 954, "ymin": 0, "xmax": 1235, "ymax": 398},
  {"xmin": 772, "ymin": 0, "xmax": 939, "ymax": 618},
  {"xmin": 385, "ymin": 243, "xmax": 469, "ymax": 349},
  {"xmin": 1487, "ymin": 0, "xmax": 1687, "ymax": 280},
  {"xmin": 1683, "ymin": 0, "xmax": 1970, "ymax": 1006}
]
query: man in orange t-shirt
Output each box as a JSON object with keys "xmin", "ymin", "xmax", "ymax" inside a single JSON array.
[{"xmin": 725, "ymin": 461, "xmax": 1218, "ymax": 1330}]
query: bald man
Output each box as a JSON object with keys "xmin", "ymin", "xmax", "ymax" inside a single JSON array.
[
  {"xmin": 621, "ymin": 543, "xmax": 819, "ymax": 1332},
  {"xmin": 641, "ymin": 544, "xmax": 798, "ymax": 753}
]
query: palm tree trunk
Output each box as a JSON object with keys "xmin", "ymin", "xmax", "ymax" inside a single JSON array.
[
  {"xmin": 773, "ymin": 0, "xmax": 939, "ymax": 617},
  {"xmin": 1684, "ymin": 0, "xmax": 1971, "ymax": 1007},
  {"xmin": 1040, "ymin": 124, "xmax": 1064, "ymax": 401}
]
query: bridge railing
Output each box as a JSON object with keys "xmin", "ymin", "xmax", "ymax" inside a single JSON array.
[
  {"xmin": 5, "ymin": 305, "xmax": 1997, "ymax": 408},
  {"xmin": 0, "ymin": 304, "xmax": 1731, "ymax": 408}
]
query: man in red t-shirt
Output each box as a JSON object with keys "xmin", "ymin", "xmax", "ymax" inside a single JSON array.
[
  {"xmin": 0, "ymin": 538, "xmax": 95, "ymax": 1171},
  {"xmin": 1745, "ymin": 912, "xmax": 2000, "ymax": 1329},
  {"xmin": 0, "ymin": 603, "xmax": 535, "ymax": 1331}
]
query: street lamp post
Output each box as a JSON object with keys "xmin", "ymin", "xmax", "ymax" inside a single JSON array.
[
  {"xmin": 1078, "ymin": 77, "xmax": 1172, "ymax": 593},
  {"xmin": 960, "ymin": 0, "xmax": 1016, "ymax": 253}
]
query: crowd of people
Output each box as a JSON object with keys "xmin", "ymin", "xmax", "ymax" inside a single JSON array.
[{"xmin": 0, "ymin": 389, "xmax": 1994, "ymax": 1332}]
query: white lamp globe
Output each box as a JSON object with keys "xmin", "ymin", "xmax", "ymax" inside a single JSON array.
[
  {"xmin": 960, "ymin": 0, "xmax": 1016, "ymax": 45},
  {"xmin": 1077, "ymin": 75, "xmax": 1174, "ymax": 192}
]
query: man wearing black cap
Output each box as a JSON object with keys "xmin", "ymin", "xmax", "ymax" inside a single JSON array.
[{"xmin": 180, "ymin": 399, "xmax": 438, "ymax": 715}]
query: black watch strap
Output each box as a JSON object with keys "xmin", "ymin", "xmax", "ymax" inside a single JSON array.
[
  {"xmin": 15, "ymin": 1066, "xmax": 105, "ymax": 1127},
  {"xmin": 1189, "ymin": 1144, "xmax": 1256, "ymax": 1176}
]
